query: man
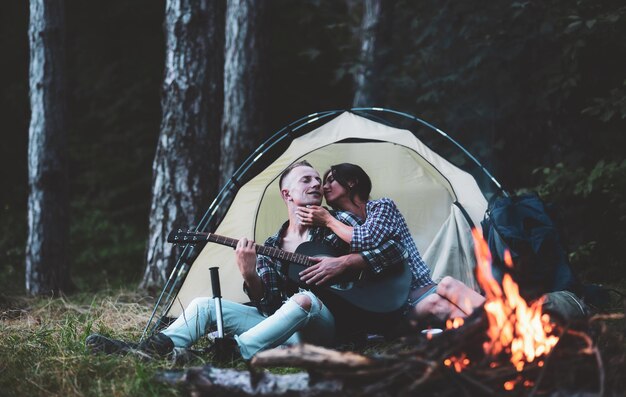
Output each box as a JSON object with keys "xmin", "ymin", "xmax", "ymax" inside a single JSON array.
[{"xmin": 86, "ymin": 160, "xmax": 407, "ymax": 359}]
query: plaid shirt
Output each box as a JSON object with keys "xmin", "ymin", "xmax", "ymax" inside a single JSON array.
[
  {"xmin": 346, "ymin": 198, "xmax": 433, "ymax": 290},
  {"xmin": 250, "ymin": 213, "xmax": 408, "ymax": 316}
]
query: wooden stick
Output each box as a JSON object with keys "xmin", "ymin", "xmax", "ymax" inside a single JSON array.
[{"xmin": 251, "ymin": 344, "xmax": 376, "ymax": 369}]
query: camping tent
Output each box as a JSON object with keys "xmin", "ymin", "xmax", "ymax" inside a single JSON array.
[{"xmin": 153, "ymin": 109, "xmax": 497, "ymax": 324}]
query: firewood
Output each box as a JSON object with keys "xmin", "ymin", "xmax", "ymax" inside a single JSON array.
[
  {"xmin": 157, "ymin": 365, "xmax": 353, "ymax": 397},
  {"xmin": 155, "ymin": 310, "xmax": 624, "ymax": 396},
  {"xmin": 251, "ymin": 344, "xmax": 376, "ymax": 369}
]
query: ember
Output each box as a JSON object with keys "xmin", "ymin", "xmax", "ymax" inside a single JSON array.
[
  {"xmin": 446, "ymin": 317, "xmax": 464, "ymax": 329},
  {"xmin": 443, "ymin": 353, "xmax": 470, "ymax": 373}
]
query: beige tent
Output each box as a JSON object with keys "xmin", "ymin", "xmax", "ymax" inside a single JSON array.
[{"xmin": 163, "ymin": 111, "xmax": 488, "ymax": 319}]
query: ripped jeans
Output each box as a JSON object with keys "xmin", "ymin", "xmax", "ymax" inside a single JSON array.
[{"xmin": 160, "ymin": 290, "xmax": 335, "ymax": 359}]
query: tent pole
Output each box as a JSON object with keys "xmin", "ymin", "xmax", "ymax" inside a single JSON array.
[
  {"xmin": 140, "ymin": 249, "xmax": 190, "ymax": 341},
  {"xmin": 351, "ymin": 107, "xmax": 507, "ymax": 196}
]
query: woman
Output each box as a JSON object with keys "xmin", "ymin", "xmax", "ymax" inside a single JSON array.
[{"xmin": 296, "ymin": 163, "xmax": 484, "ymax": 325}]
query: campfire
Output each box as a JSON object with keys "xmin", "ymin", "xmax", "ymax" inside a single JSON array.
[{"xmin": 443, "ymin": 229, "xmax": 563, "ymax": 390}]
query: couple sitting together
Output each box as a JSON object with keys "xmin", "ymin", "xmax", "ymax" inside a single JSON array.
[{"xmin": 87, "ymin": 161, "xmax": 485, "ymax": 359}]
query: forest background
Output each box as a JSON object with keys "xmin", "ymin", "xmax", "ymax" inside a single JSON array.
[{"xmin": 0, "ymin": 0, "xmax": 624, "ymax": 297}]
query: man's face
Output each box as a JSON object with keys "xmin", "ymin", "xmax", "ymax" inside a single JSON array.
[{"xmin": 282, "ymin": 166, "xmax": 323, "ymax": 206}]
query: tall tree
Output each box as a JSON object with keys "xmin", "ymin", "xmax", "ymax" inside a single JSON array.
[
  {"xmin": 141, "ymin": 0, "xmax": 225, "ymax": 289},
  {"xmin": 26, "ymin": 0, "xmax": 71, "ymax": 295},
  {"xmin": 352, "ymin": 0, "xmax": 394, "ymax": 107},
  {"xmin": 220, "ymin": 0, "xmax": 268, "ymax": 188}
]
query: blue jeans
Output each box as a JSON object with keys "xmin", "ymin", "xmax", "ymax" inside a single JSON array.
[{"xmin": 161, "ymin": 290, "xmax": 335, "ymax": 359}]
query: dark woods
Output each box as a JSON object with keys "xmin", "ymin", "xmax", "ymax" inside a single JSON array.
[{"xmin": 0, "ymin": 0, "xmax": 624, "ymax": 294}]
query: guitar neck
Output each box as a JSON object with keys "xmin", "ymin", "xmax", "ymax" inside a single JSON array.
[{"xmin": 203, "ymin": 233, "xmax": 314, "ymax": 267}]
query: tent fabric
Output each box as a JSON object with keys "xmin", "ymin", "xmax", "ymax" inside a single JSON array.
[
  {"xmin": 167, "ymin": 112, "xmax": 487, "ymax": 317},
  {"xmin": 424, "ymin": 204, "xmax": 479, "ymax": 291}
]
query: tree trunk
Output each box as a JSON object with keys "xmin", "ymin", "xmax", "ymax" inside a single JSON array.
[
  {"xmin": 352, "ymin": 0, "xmax": 394, "ymax": 107},
  {"xmin": 141, "ymin": 0, "xmax": 225, "ymax": 289},
  {"xmin": 219, "ymin": 0, "xmax": 268, "ymax": 188},
  {"xmin": 26, "ymin": 0, "xmax": 71, "ymax": 295}
]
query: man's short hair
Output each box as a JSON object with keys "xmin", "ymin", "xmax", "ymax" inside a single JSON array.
[{"xmin": 279, "ymin": 160, "xmax": 313, "ymax": 189}]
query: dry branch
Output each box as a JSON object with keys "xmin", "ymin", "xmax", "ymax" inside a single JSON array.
[{"xmin": 252, "ymin": 344, "xmax": 375, "ymax": 369}]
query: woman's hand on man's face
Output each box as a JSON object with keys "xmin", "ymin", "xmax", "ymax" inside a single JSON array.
[{"xmin": 296, "ymin": 205, "xmax": 331, "ymax": 227}]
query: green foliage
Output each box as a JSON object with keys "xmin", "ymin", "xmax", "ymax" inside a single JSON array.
[
  {"xmin": 533, "ymin": 160, "xmax": 626, "ymax": 282},
  {"xmin": 267, "ymin": 0, "xmax": 354, "ymax": 129},
  {"xmin": 0, "ymin": 1, "xmax": 163, "ymax": 292},
  {"xmin": 352, "ymin": 0, "xmax": 626, "ymax": 285},
  {"xmin": 368, "ymin": 0, "xmax": 626, "ymax": 183},
  {"xmin": 70, "ymin": 205, "xmax": 146, "ymax": 290},
  {"xmin": 582, "ymin": 81, "xmax": 626, "ymax": 122},
  {"xmin": 63, "ymin": 0, "xmax": 163, "ymax": 289},
  {"xmin": 0, "ymin": 205, "xmax": 26, "ymax": 294},
  {"xmin": 0, "ymin": 2, "xmax": 28, "ymax": 294}
]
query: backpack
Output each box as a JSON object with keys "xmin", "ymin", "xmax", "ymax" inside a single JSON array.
[{"xmin": 481, "ymin": 193, "xmax": 580, "ymax": 302}]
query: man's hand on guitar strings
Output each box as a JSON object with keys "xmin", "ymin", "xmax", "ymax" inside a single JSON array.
[
  {"xmin": 235, "ymin": 237, "xmax": 258, "ymax": 279},
  {"xmin": 299, "ymin": 256, "xmax": 348, "ymax": 286}
]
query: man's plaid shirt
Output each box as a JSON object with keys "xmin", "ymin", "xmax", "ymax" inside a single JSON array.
[
  {"xmin": 340, "ymin": 198, "xmax": 433, "ymax": 290},
  {"xmin": 250, "ymin": 212, "xmax": 408, "ymax": 316}
]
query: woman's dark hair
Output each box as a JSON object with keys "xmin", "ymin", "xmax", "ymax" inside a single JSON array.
[{"xmin": 324, "ymin": 163, "xmax": 372, "ymax": 203}]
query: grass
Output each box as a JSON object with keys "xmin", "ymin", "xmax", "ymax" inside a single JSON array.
[
  {"xmin": 0, "ymin": 286, "xmax": 624, "ymax": 396},
  {"xmin": 0, "ymin": 287, "xmax": 330, "ymax": 397},
  {"xmin": 0, "ymin": 290, "xmax": 184, "ymax": 397}
]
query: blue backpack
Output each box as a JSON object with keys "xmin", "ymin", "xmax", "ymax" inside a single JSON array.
[{"xmin": 481, "ymin": 193, "xmax": 580, "ymax": 301}]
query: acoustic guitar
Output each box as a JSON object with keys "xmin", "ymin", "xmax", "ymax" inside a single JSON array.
[{"xmin": 168, "ymin": 229, "xmax": 411, "ymax": 315}]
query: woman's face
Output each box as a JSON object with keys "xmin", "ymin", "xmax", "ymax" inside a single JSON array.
[{"xmin": 323, "ymin": 171, "xmax": 349, "ymax": 206}]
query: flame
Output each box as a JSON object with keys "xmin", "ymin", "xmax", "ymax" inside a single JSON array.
[
  {"xmin": 442, "ymin": 230, "xmax": 560, "ymax": 379},
  {"xmin": 503, "ymin": 249, "xmax": 514, "ymax": 268},
  {"xmin": 470, "ymin": 228, "xmax": 560, "ymax": 372}
]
